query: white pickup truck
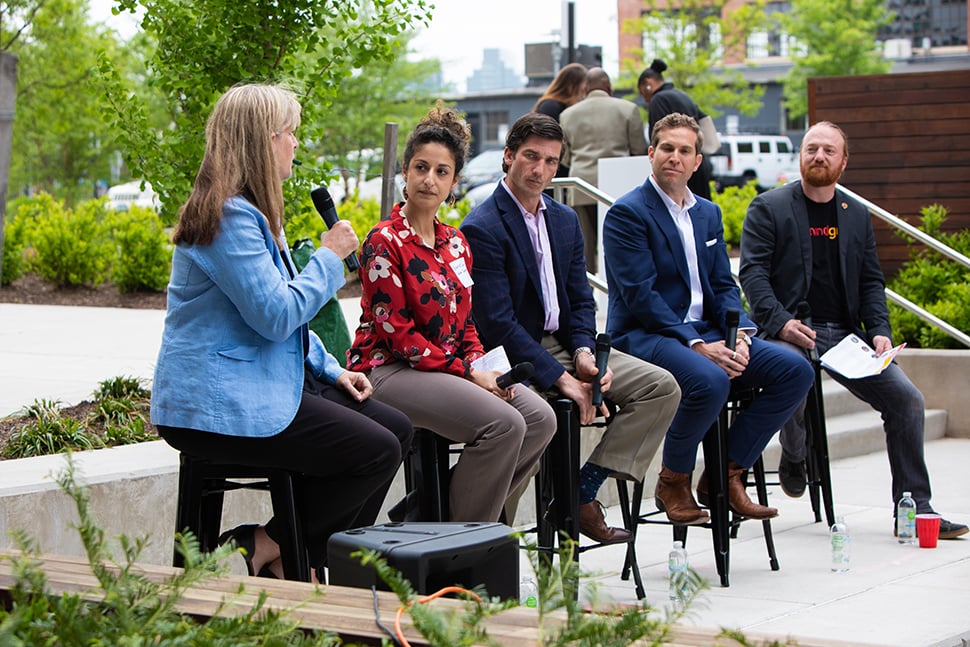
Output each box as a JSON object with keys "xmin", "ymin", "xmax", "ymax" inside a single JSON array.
[{"xmin": 709, "ymin": 134, "xmax": 801, "ymax": 192}]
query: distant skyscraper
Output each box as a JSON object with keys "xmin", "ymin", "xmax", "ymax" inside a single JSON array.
[{"xmin": 466, "ymin": 48, "xmax": 524, "ymax": 92}]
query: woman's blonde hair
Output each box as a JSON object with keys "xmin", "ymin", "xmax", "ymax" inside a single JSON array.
[{"xmin": 174, "ymin": 83, "xmax": 302, "ymax": 247}]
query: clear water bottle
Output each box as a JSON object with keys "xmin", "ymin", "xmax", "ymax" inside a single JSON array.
[
  {"xmin": 668, "ymin": 540, "xmax": 688, "ymax": 601},
  {"xmin": 830, "ymin": 516, "xmax": 850, "ymax": 572},
  {"xmin": 896, "ymin": 491, "xmax": 916, "ymax": 544},
  {"xmin": 519, "ymin": 576, "xmax": 538, "ymax": 608}
]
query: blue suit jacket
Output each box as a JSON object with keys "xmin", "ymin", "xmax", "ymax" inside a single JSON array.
[
  {"xmin": 461, "ymin": 183, "xmax": 597, "ymax": 391},
  {"xmin": 603, "ymin": 178, "xmax": 753, "ymax": 356},
  {"xmin": 151, "ymin": 196, "xmax": 346, "ymax": 438}
]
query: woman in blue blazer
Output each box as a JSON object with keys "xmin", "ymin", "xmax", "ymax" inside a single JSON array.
[{"xmin": 150, "ymin": 84, "xmax": 412, "ymax": 582}]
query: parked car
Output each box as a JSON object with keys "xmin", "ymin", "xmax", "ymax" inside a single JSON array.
[
  {"xmin": 106, "ymin": 180, "xmax": 160, "ymax": 211},
  {"xmin": 457, "ymin": 149, "xmax": 505, "ymax": 196},
  {"xmin": 709, "ymin": 134, "xmax": 800, "ymax": 192}
]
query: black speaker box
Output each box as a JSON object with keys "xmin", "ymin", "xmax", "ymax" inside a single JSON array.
[{"xmin": 327, "ymin": 522, "xmax": 519, "ymax": 599}]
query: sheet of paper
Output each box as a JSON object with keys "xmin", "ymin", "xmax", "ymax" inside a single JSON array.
[
  {"xmin": 819, "ymin": 334, "xmax": 905, "ymax": 379},
  {"xmin": 470, "ymin": 345, "xmax": 511, "ymax": 374}
]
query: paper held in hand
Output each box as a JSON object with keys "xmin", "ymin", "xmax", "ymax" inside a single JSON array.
[
  {"xmin": 819, "ymin": 334, "xmax": 906, "ymax": 379},
  {"xmin": 470, "ymin": 345, "xmax": 512, "ymax": 373}
]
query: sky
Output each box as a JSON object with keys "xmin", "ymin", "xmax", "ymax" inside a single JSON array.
[{"xmin": 89, "ymin": 0, "xmax": 621, "ymax": 93}]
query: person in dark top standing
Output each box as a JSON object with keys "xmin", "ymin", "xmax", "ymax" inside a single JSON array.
[
  {"xmin": 638, "ymin": 58, "xmax": 718, "ymax": 200},
  {"xmin": 739, "ymin": 120, "xmax": 967, "ymax": 539}
]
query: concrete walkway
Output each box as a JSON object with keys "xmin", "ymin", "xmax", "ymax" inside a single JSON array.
[{"xmin": 1, "ymin": 302, "xmax": 969, "ymax": 646}]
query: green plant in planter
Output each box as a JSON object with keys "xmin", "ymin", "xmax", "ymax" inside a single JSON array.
[
  {"xmin": 4, "ymin": 401, "xmax": 103, "ymax": 459},
  {"xmin": 0, "ymin": 458, "xmax": 343, "ymax": 646}
]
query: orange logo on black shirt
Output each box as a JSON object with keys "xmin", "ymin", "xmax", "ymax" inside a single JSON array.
[{"xmin": 809, "ymin": 226, "xmax": 838, "ymax": 240}]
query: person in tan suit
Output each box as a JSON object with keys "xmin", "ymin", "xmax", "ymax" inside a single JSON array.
[{"xmin": 559, "ymin": 67, "xmax": 647, "ymax": 274}]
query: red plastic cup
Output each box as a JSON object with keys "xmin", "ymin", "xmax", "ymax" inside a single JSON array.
[{"xmin": 916, "ymin": 513, "xmax": 941, "ymax": 548}]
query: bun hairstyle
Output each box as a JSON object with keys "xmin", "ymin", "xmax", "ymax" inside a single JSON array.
[
  {"xmin": 638, "ymin": 58, "xmax": 668, "ymax": 86},
  {"xmin": 403, "ymin": 102, "xmax": 472, "ymax": 176}
]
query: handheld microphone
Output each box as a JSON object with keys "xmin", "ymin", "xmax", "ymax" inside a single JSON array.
[
  {"xmin": 495, "ymin": 362, "xmax": 534, "ymax": 390},
  {"xmin": 796, "ymin": 301, "xmax": 819, "ymax": 362},
  {"xmin": 724, "ymin": 309, "xmax": 740, "ymax": 352},
  {"xmin": 310, "ymin": 186, "xmax": 360, "ymax": 271},
  {"xmin": 591, "ymin": 333, "xmax": 611, "ymax": 407}
]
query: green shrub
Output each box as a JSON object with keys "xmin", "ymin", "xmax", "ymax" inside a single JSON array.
[
  {"xmin": 888, "ymin": 204, "xmax": 970, "ymax": 348},
  {"xmin": 4, "ymin": 413, "xmax": 102, "ymax": 459},
  {"xmin": 28, "ymin": 199, "xmax": 112, "ymax": 287},
  {"xmin": 107, "ymin": 206, "xmax": 173, "ymax": 292},
  {"xmin": 711, "ymin": 183, "xmax": 759, "ymax": 249},
  {"xmin": 0, "ymin": 459, "xmax": 340, "ymax": 645},
  {"xmin": 2, "ymin": 211, "xmax": 28, "ymax": 286},
  {"xmin": 337, "ymin": 192, "xmax": 383, "ymax": 241},
  {"xmin": 95, "ymin": 375, "xmax": 151, "ymax": 401}
]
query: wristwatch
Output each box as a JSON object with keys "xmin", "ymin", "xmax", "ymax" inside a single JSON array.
[
  {"xmin": 573, "ymin": 346, "xmax": 594, "ymax": 359},
  {"xmin": 737, "ymin": 332, "xmax": 752, "ymax": 346}
]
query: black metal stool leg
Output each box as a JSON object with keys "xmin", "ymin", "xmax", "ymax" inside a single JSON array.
[
  {"xmin": 615, "ymin": 480, "xmax": 646, "ymax": 600},
  {"xmin": 703, "ymin": 408, "xmax": 730, "ymax": 588},
  {"xmin": 753, "ymin": 457, "xmax": 780, "ymax": 571},
  {"xmin": 804, "ymin": 364, "xmax": 836, "ymax": 526}
]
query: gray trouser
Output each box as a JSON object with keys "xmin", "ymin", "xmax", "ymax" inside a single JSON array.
[
  {"xmin": 540, "ymin": 336, "xmax": 681, "ymax": 481},
  {"xmin": 772, "ymin": 323, "xmax": 933, "ymax": 513},
  {"xmin": 369, "ymin": 363, "xmax": 557, "ymax": 522}
]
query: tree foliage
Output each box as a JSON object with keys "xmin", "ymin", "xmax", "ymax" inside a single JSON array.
[
  {"xmin": 620, "ymin": 0, "xmax": 766, "ymax": 118},
  {"xmin": 98, "ymin": 0, "xmax": 434, "ymax": 224},
  {"xmin": 316, "ymin": 32, "xmax": 444, "ymax": 198},
  {"xmin": 1, "ymin": 0, "xmax": 130, "ymax": 204},
  {"xmin": 779, "ymin": 0, "xmax": 893, "ymax": 118}
]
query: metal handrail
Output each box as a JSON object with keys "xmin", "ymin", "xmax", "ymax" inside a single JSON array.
[
  {"xmin": 837, "ymin": 184, "xmax": 970, "ymax": 271},
  {"xmin": 548, "ymin": 177, "xmax": 970, "ymax": 347}
]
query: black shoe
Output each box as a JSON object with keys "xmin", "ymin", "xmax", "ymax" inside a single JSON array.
[
  {"xmin": 778, "ymin": 457, "xmax": 807, "ymax": 498},
  {"xmin": 218, "ymin": 524, "xmax": 258, "ymax": 576},
  {"xmin": 940, "ymin": 518, "xmax": 969, "ymax": 540}
]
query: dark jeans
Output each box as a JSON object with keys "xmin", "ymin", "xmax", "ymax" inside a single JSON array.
[
  {"xmin": 159, "ymin": 374, "xmax": 413, "ymax": 573},
  {"xmin": 775, "ymin": 323, "xmax": 933, "ymax": 513}
]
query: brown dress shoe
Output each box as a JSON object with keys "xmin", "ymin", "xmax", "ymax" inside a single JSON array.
[
  {"xmin": 578, "ymin": 500, "xmax": 632, "ymax": 544},
  {"xmin": 655, "ymin": 464, "xmax": 710, "ymax": 525},
  {"xmin": 725, "ymin": 461, "xmax": 778, "ymax": 520}
]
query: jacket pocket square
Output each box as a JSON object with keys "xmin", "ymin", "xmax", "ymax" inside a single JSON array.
[{"xmin": 705, "ymin": 238, "xmax": 718, "ymax": 247}]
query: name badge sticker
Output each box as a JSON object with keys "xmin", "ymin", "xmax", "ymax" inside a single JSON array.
[{"xmin": 450, "ymin": 257, "xmax": 474, "ymax": 288}]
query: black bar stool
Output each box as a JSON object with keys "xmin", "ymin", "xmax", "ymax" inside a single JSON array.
[
  {"xmin": 537, "ymin": 397, "xmax": 645, "ymax": 600},
  {"xmin": 172, "ymin": 453, "xmax": 311, "ymax": 582},
  {"xmin": 620, "ymin": 386, "xmax": 779, "ymax": 588}
]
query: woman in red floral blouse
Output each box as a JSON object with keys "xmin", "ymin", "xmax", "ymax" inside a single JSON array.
[{"xmin": 348, "ymin": 106, "xmax": 556, "ymax": 523}]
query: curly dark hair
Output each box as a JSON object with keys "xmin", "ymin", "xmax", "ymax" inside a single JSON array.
[{"xmin": 402, "ymin": 102, "xmax": 472, "ymax": 176}]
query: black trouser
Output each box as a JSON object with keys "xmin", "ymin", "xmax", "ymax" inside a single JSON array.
[{"xmin": 159, "ymin": 374, "xmax": 413, "ymax": 574}]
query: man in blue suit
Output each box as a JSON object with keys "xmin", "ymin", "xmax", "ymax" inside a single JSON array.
[
  {"xmin": 603, "ymin": 113, "xmax": 813, "ymax": 524},
  {"xmin": 462, "ymin": 113, "xmax": 680, "ymax": 543}
]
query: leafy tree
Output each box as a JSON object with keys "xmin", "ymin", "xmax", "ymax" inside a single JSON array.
[
  {"xmin": 779, "ymin": 0, "xmax": 893, "ymax": 119},
  {"xmin": 620, "ymin": 0, "xmax": 766, "ymax": 118},
  {"xmin": 98, "ymin": 0, "xmax": 434, "ymax": 225},
  {"xmin": 317, "ymin": 32, "xmax": 444, "ymax": 198},
  {"xmin": 1, "ymin": 0, "xmax": 129, "ymax": 204}
]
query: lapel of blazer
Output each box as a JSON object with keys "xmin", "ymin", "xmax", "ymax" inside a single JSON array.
[
  {"xmin": 834, "ymin": 187, "xmax": 855, "ymax": 296},
  {"xmin": 792, "ymin": 183, "xmax": 813, "ymax": 298},
  {"xmin": 494, "ymin": 186, "xmax": 543, "ymax": 291},
  {"xmin": 642, "ymin": 180, "xmax": 692, "ymax": 290}
]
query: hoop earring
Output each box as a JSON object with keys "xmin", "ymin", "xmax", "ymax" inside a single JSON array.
[
  {"xmin": 447, "ymin": 192, "xmax": 456, "ymax": 208},
  {"xmin": 402, "ymin": 186, "xmax": 409, "ymax": 201}
]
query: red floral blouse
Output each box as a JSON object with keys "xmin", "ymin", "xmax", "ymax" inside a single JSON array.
[{"xmin": 347, "ymin": 203, "xmax": 485, "ymax": 377}]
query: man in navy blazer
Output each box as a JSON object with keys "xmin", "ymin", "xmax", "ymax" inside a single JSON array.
[
  {"xmin": 740, "ymin": 121, "xmax": 966, "ymax": 539},
  {"xmin": 603, "ymin": 113, "xmax": 813, "ymax": 524},
  {"xmin": 462, "ymin": 113, "xmax": 680, "ymax": 543}
]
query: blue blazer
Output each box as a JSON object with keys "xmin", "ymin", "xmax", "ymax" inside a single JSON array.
[
  {"xmin": 603, "ymin": 178, "xmax": 753, "ymax": 356},
  {"xmin": 461, "ymin": 183, "xmax": 597, "ymax": 391},
  {"xmin": 150, "ymin": 196, "xmax": 346, "ymax": 438}
]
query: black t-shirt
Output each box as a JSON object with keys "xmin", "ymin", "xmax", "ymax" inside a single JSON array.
[{"xmin": 806, "ymin": 196, "xmax": 849, "ymax": 325}]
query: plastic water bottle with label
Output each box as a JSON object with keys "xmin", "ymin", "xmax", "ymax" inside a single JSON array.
[
  {"xmin": 519, "ymin": 576, "xmax": 538, "ymax": 608},
  {"xmin": 668, "ymin": 540, "xmax": 688, "ymax": 601},
  {"xmin": 830, "ymin": 516, "xmax": 850, "ymax": 572},
  {"xmin": 896, "ymin": 491, "xmax": 916, "ymax": 544}
]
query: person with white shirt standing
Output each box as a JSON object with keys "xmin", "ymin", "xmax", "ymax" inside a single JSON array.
[{"xmin": 603, "ymin": 113, "xmax": 813, "ymax": 525}]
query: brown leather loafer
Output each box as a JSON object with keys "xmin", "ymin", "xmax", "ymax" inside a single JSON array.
[{"xmin": 578, "ymin": 500, "xmax": 632, "ymax": 544}]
